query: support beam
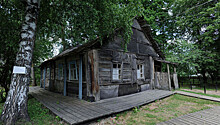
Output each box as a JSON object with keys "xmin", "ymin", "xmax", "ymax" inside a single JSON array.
[
  {"xmin": 43, "ymin": 67, "xmax": 46, "ymax": 89},
  {"xmin": 149, "ymin": 56, "xmax": 154, "ymax": 89},
  {"xmin": 79, "ymin": 56, "xmax": 83, "ymax": 100},
  {"xmin": 40, "ymin": 68, "xmax": 43, "ymax": 88},
  {"xmin": 64, "ymin": 62, "xmax": 67, "ymax": 96},
  {"xmin": 173, "ymin": 66, "xmax": 179, "ymax": 89},
  {"xmin": 49, "ymin": 63, "xmax": 51, "ymax": 90},
  {"xmin": 167, "ymin": 64, "xmax": 171, "ymax": 90}
]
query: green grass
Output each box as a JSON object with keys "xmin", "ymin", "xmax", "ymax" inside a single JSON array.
[
  {"xmin": 95, "ymin": 94, "xmax": 220, "ymax": 125},
  {"xmin": 180, "ymin": 89, "xmax": 220, "ymax": 98},
  {"xmin": 0, "ymin": 95, "xmax": 65, "ymax": 125},
  {"xmin": 180, "ymin": 86, "xmax": 218, "ymax": 91}
]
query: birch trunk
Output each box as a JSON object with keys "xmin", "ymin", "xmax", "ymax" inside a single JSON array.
[{"xmin": 1, "ymin": 0, "xmax": 39, "ymax": 124}]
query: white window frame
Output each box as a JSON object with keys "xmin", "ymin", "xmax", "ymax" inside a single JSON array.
[
  {"xmin": 137, "ymin": 64, "xmax": 144, "ymax": 79},
  {"xmin": 69, "ymin": 61, "xmax": 78, "ymax": 80},
  {"xmin": 112, "ymin": 63, "xmax": 122, "ymax": 80}
]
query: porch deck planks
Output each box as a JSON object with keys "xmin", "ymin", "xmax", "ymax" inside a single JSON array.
[
  {"xmin": 32, "ymin": 92, "xmax": 93, "ymax": 121},
  {"xmin": 36, "ymin": 90, "xmax": 109, "ymax": 117},
  {"xmin": 29, "ymin": 86, "xmax": 173, "ymax": 125},
  {"xmin": 157, "ymin": 106, "xmax": 220, "ymax": 125},
  {"xmin": 94, "ymin": 90, "xmax": 173, "ymax": 113}
]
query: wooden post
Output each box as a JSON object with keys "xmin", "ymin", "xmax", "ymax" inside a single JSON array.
[
  {"xmin": 49, "ymin": 63, "xmax": 51, "ymax": 91},
  {"xmin": 190, "ymin": 81, "xmax": 192, "ymax": 90},
  {"xmin": 199, "ymin": 76, "xmax": 201, "ymax": 88},
  {"xmin": 173, "ymin": 66, "xmax": 179, "ymax": 89},
  {"xmin": 44, "ymin": 67, "xmax": 46, "ymax": 89},
  {"xmin": 193, "ymin": 77, "xmax": 194, "ymax": 84},
  {"xmin": 54, "ymin": 61, "xmax": 56, "ymax": 87},
  {"xmin": 63, "ymin": 63, "xmax": 67, "ymax": 96},
  {"xmin": 79, "ymin": 56, "xmax": 83, "ymax": 100},
  {"xmin": 40, "ymin": 68, "xmax": 43, "ymax": 88},
  {"xmin": 149, "ymin": 56, "xmax": 154, "ymax": 89},
  {"xmin": 167, "ymin": 64, "xmax": 171, "ymax": 90},
  {"xmin": 215, "ymin": 80, "xmax": 218, "ymax": 92}
]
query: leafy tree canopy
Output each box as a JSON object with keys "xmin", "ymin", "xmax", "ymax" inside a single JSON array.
[{"xmin": 171, "ymin": 0, "xmax": 220, "ymax": 78}]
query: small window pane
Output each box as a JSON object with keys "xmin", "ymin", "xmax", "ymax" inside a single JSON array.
[
  {"xmin": 69, "ymin": 61, "xmax": 78, "ymax": 80},
  {"xmin": 112, "ymin": 63, "xmax": 121, "ymax": 80},
  {"xmin": 113, "ymin": 64, "xmax": 117, "ymax": 68},
  {"xmin": 118, "ymin": 64, "xmax": 121, "ymax": 68},
  {"xmin": 137, "ymin": 64, "xmax": 144, "ymax": 79}
]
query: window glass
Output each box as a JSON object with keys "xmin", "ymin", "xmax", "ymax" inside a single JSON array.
[
  {"xmin": 112, "ymin": 63, "xmax": 121, "ymax": 80},
  {"xmin": 69, "ymin": 61, "xmax": 78, "ymax": 80},
  {"xmin": 137, "ymin": 64, "xmax": 144, "ymax": 79},
  {"xmin": 58, "ymin": 64, "xmax": 63, "ymax": 80}
]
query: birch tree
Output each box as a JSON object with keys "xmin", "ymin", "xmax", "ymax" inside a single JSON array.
[{"xmin": 0, "ymin": 0, "xmax": 39, "ymax": 124}]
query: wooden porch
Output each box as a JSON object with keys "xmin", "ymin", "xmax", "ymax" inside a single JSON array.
[{"xmin": 29, "ymin": 86, "xmax": 173, "ymax": 125}]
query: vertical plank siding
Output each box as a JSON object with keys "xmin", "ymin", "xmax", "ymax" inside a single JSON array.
[
  {"xmin": 167, "ymin": 64, "xmax": 171, "ymax": 91},
  {"xmin": 39, "ymin": 19, "xmax": 177, "ymax": 101}
]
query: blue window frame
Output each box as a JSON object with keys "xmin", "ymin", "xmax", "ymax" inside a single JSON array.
[
  {"xmin": 58, "ymin": 64, "xmax": 63, "ymax": 80},
  {"xmin": 69, "ymin": 61, "xmax": 78, "ymax": 80}
]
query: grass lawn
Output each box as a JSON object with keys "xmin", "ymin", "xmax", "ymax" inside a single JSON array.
[
  {"xmin": 179, "ymin": 89, "xmax": 220, "ymax": 98},
  {"xmin": 91, "ymin": 94, "xmax": 220, "ymax": 125},
  {"xmin": 0, "ymin": 95, "xmax": 66, "ymax": 125}
]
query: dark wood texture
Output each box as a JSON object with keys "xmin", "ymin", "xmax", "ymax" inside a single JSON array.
[{"xmin": 29, "ymin": 86, "xmax": 173, "ymax": 125}]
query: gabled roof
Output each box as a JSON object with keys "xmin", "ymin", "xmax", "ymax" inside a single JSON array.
[
  {"xmin": 41, "ymin": 17, "xmax": 165, "ymax": 66},
  {"xmin": 136, "ymin": 17, "xmax": 165, "ymax": 59}
]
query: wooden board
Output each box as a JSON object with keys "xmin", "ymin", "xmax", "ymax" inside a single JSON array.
[
  {"xmin": 29, "ymin": 86, "xmax": 173, "ymax": 125},
  {"xmin": 157, "ymin": 106, "xmax": 220, "ymax": 125}
]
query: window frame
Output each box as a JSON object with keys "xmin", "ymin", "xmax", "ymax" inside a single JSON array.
[
  {"xmin": 58, "ymin": 64, "xmax": 63, "ymax": 80},
  {"xmin": 68, "ymin": 61, "xmax": 78, "ymax": 80},
  {"xmin": 112, "ymin": 63, "xmax": 122, "ymax": 81},
  {"xmin": 137, "ymin": 64, "xmax": 145, "ymax": 79}
]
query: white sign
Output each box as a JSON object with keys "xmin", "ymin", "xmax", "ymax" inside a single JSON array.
[{"xmin": 13, "ymin": 66, "xmax": 26, "ymax": 74}]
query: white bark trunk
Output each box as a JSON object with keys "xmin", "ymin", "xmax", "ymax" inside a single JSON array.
[{"xmin": 1, "ymin": 0, "xmax": 39, "ymax": 124}]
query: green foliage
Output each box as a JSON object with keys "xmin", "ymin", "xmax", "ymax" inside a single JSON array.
[
  {"xmin": 142, "ymin": 0, "xmax": 176, "ymax": 52},
  {"xmin": 171, "ymin": 0, "xmax": 220, "ymax": 77},
  {"xmin": 37, "ymin": 0, "xmax": 144, "ymax": 51},
  {"xmin": 0, "ymin": 0, "xmax": 26, "ymax": 101},
  {"xmin": 166, "ymin": 40, "xmax": 201, "ymax": 76},
  {"xmin": 133, "ymin": 106, "xmax": 140, "ymax": 113}
]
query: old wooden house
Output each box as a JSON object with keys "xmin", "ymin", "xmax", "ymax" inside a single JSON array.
[{"xmin": 40, "ymin": 18, "xmax": 178, "ymax": 101}]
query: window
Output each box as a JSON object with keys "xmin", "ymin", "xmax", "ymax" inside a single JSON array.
[
  {"xmin": 58, "ymin": 64, "xmax": 63, "ymax": 80},
  {"xmin": 69, "ymin": 61, "xmax": 78, "ymax": 80},
  {"xmin": 137, "ymin": 64, "xmax": 144, "ymax": 79},
  {"xmin": 112, "ymin": 63, "xmax": 121, "ymax": 80}
]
